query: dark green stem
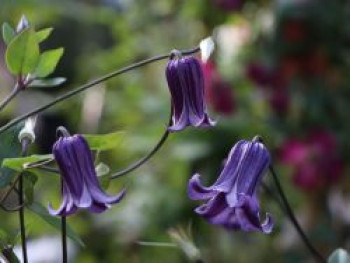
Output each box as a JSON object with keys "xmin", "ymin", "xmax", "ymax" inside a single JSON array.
[
  {"xmin": 61, "ymin": 204, "xmax": 67, "ymax": 263},
  {"xmin": 111, "ymin": 108, "xmax": 173, "ymax": 179},
  {"xmin": 18, "ymin": 139, "xmax": 29, "ymax": 263},
  {"xmin": 269, "ymin": 165, "xmax": 326, "ymax": 263},
  {"xmin": 0, "ymin": 47, "xmax": 200, "ymax": 135}
]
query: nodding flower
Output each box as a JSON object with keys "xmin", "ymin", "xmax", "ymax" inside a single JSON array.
[
  {"xmin": 188, "ymin": 138, "xmax": 273, "ymax": 233},
  {"xmin": 165, "ymin": 53, "xmax": 215, "ymax": 132},
  {"xmin": 48, "ymin": 132, "xmax": 125, "ymax": 216}
]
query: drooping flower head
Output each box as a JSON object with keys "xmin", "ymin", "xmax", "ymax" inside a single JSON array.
[
  {"xmin": 165, "ymin": 52, "xmax": 215, "ymax": 132},
  {"xmin": 188, "ymin": 138, "xmax": 273, "ymax": 233},
  {"xmin": 49, "ymin": 129, "xmax": 125, "ymax": 216}
]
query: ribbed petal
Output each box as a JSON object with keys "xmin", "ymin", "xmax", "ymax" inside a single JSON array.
[
  {"xmin": 195, "ymin": 193, "xmax": 227, "ymax": 218},
  {"xmin": 53, "ymin": 138, "xmax": 83, "ymax": 201},
  {"xmin": 188, "ymin": 173, "xmax": 217, "ymax": 200},
  {"xmin": 235, "ymin": 194, "xmax": 273, "ymax": 233},
  {"xmin": 211, "ymin": 140, "xmax": 246, "ymax": 192},
  {"xmin": 166, "ymin": 56, "xmax": 214, "ymax": 132}
]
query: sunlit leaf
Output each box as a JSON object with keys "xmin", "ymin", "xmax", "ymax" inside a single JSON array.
[
  {"xmin": 5, "ymin": 28, "xmax": 39, "ymax": 75},
  {"xmin": 2, "ymin": 22, "xmax": 15, "ymax": 45},
  {"xmin": 28, "ymin": 202, "xmax": 85, "ymax": 247},
  {"xmin": 2, "ymin": 154, "xmax": 53, "ymax": 172},
  {"xmin": 34, "ymin": 48, "xmax": 64, "ymax": 78},
  {"xmin": 35, "ymin": 27, "xmax": 53, "ymax": 43},
  {"xmin": 28, "ymin": 77, "xmax": 66, "ymax": 88},
  {"xmin": 328, "ymin": 249, "xmax": 350, "ymax": 263},
  {"xmin": 84, "ymin": 131, "xmax": 125, "ymax": 151},
  {"xmin": 96, "ymin": 162, "xmax": 111, "ymax": 188}
]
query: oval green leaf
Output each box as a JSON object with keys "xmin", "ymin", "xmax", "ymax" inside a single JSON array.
[
  {"xmin": 5, "ymin": 28, "xmax": 40, "ymax": 75},
  {"xmin": 2, "ymin": 22, "xmax": 15, "ymax": 45},
  {"xmin": 34, "ymin": 47, "xmax": 64, "ymax": 78}
]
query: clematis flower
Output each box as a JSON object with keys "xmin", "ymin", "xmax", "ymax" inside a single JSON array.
[
  {"xmin": 166, "ymin": 54, "xmax": 215, "ymax": 132},
  {"xmin": 188, "ymin": 139, "xmax": 273, "ymax": 233},
  {"xmin": 48, "ymin": 134, "xmax": 125, "ymax": 216}
]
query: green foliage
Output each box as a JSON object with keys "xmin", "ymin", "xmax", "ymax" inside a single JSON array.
[
  {"xmin": 28, "ymin": 77, "xmax": 66, "ymax": 88},
  {"xmin": 328, "ymin": 249, "xmax": 350, "ymax": 263},
  {"xmin": 1, "ymin": 154, "xmax": 53, "ymax": 172},
  {"xmin": 34, "ymin": 48, "xmax": 64, "ymax": 78},
  {"xmin": 1, "ymin": 22, "xmax": 15, "ymax": 45},
  {"xmin": 5, "ymin": 28, "xmax": 40, "ymax": 75},
  {"xmin": 28, "ymin": 202, "xmax": 85, "ymax": 247},
  {"xmin": 0, "ymin": 126, "xmax": 22, "ymax": 188},
  {"xmin": 83, "ymin": 131, "xmax": 125, "ymax": 151},
  {"xmin": 23, "ymin": 173, "xmax": 38, "ymax": 205},
  {"xmin": 35, "ymin": 27, "xmax": 53, "ymax": 43}
]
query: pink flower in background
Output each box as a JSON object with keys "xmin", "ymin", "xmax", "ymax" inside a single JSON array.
[
  {"xmin": 212, "ymin": 0, "xmax": 243, "ymax": 11},
  {"xmin": 246, "ymin": 63, "xmax": 289, "ymax": 114},
  {"xmin": 280, "ymin": 131, "xmax": 344, "ymax": 191},
  {"xmin": 202, "ymin": 61, "xmax": 236, "ymax": 115}
]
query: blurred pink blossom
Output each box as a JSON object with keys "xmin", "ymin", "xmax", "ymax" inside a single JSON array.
[
  {"xmin": 202, "ymin": 61, "xmax": 236, "ymax": 115},
  {"xmin": 280, "ymin": 131, "xmax": 344, "ymax": 191},
  {"xmin": 212, "ymin": 0, "xmax": 243, "ymax": 11}
]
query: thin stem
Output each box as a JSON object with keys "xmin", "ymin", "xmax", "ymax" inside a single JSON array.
[
  {"xmin": 111, "ymin": 109, "xmax": 172, "ymax": 179},
  {"xmin": 0, "ymin": 84, "xmax": 20, "ymax": 112},
  {"xmin": 61, "ymin": 178, "xmax": 67, "ymax": 263},
  {"xmin": 0, "ymin": 47, "xmax": 200, "ymax": 135},
  {"xmin": 61, "ymin": 215, "xmax": 67, "ymax": 263},
  {"xmin": 269, "ymin": 165, "xmax": 326, "ymax": 263},
  {"xmin": 136, "ymin": 241, "xmax": 177, "ymax": 248},
  {"xmin": 18, "ymin": 139, "xmax": 29, "ymax": 263}
]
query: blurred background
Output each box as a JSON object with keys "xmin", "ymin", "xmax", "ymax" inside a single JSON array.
[{"xmin": 0, "ymin": 0, "xmax": 350, "ymax": 262}]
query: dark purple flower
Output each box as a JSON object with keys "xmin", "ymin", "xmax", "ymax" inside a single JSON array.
[
  {"xmin": 48, "ymin": 134, "xmax": 125, "ymax": 216},
  {"xmin": 188, "ymin": 139, "xmax": 273, "ymax": 233},
  {"xmin": 166, "ymin": 55, "xmax": 215, "ymax": 132}
]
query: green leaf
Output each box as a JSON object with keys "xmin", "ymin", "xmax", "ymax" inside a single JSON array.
[
  {"xmin": 35, "ymin": 27, "xmax": 53, "ymax": 43},
  {"xmin": 0, "ymin": 125, "xmax": 22, "ymax": 188},
  {"xmin": 84, "ymin": 131, "xmax": 125, "ymax": 151},
  {"xmin": 2, "ymin": 23, "xmax": 15, "ymax": 45},
  {"xmin": 96, "ymin": 162, "xmax": 111, "ymax": 188},
  {"xmin": 2, "ymin": 154, "xmax": 53, "ymax": 172},
  {"xmin": 28, "ymin": 202, "xmax": 85, "ymax": 247},
  {"xmin": 28, "ymin": 77, "xmax": 66, "ymax": 88},
  {"xmin": 5, "ymin": 28, "xmax": 39, "ymax": 75},
  {"xmin": 23, "ymin": 173, "xmax": 38, "ymax": 205},
  {"xmin": 328, "ymin": 249, "xmax": 350, "ymax": 263},
  {"xmin": 34, "ymin": 48, "xmax": 64, "ymax": 78}
]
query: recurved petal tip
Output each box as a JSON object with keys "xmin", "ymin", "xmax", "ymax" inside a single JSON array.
[{"xmin": 188, "ymin": 173, "xmax": 216, "ymax": 200}]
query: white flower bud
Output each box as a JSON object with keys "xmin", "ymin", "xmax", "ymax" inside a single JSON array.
[
  {"xmin": 199, "ymin": 36, "xmax": 215, "ymax": 63},
  {"xmin": 18, "ymin": 116, "xmax": 37, "ymax": 143}
]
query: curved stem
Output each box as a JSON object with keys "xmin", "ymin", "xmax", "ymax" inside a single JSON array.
[
  {"xmin": 111, "ymin": 108, "xmax": 172, "ymax": 179},
  {"xmin": 269, "ymin": 165, "xmax": 326, "ymax": 263},
  {"xmin": 0, "ymin": 84, "xmax": 20, "ymax": 112},
  {"xmin": 0, "ymin": 47, "xmax": 200, "ymax": 135},
  {"xmin": 18, "ymin": 139, "xmax": 29, "ymax": 263}
]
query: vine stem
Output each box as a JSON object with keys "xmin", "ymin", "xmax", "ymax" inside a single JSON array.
[
  {"xmin": 269, "ymin": 165, "xmax": 326, "ymax": 263},
  {"xmin": 18, "ymin": 138, "xmax": 30, "ymax": 263},
  {"xmin": 0, "ymin": 47, "xmax": 200, "ymax": 135},
  {"xmin": 0, "ymin": 84, "xmax": 20, "ymax": 112},
  {"xmin": 111, "ymin": 108, "xmax": 173, "ymax": 179}
]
